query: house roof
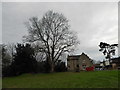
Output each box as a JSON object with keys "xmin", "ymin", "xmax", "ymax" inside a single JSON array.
[
  {"xmin": 67, "ymin": 55, "xmax": 80, "ymax": 60},
  {"xmin": 111, "ymin": 57, "xmax": 120, "ymax": 64},
  {"xmin": 94, "ymin": 64, "xmax": 100, "ymax": 66},
  {"xmin": 67, "ymin": 52, "xmax": 92, "ymax": 61}
]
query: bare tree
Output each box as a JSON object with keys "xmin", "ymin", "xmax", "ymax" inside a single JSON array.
[
  {"xmin": 31, "ymin": 42, "xmax": 46, "ymax": 62},
  {"xmin": 23, "ymin": 10, "xmax": 79, "ymax": 72},
  {"xmin": 1, "ymin": 44, "xmax": 11, "ymax": 68},
  {"xmin": 6, "ymin": 43, "xmax": 15, "ymax": 63}
]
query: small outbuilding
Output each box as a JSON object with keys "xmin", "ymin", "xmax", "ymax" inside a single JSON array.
[{"xmin": 111, "ymin": 57, "xmax": 120, "ymax": 69}]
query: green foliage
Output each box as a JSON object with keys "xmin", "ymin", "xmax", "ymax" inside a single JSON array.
[
  {"xmin": 54, "ymin": 60, "xmax": 67, "ymax": 72},
  {"xmin": 36, "ymin": 61, "xmax": 51, "ymax": 73},
  {"xmin": 2, "ymin": 43, "xmax": 68, "ymax": 77},
  {"xmin": 3, "ymin": 43, "xmax": 37, "ymax": 77},
  {"xmin": 36, "ymin": 60, "xmax": 67, "ymax": 73},
  {"xmin": 13, "ymin": 43, "xmax": 37, "ymax": 74}
]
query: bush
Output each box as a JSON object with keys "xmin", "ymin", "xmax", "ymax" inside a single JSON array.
[{"xmin": 54, "ymin": 60, "xmax": 67, "ymax": 72}]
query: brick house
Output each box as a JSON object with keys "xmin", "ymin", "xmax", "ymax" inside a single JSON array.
[{"xmin": 67, "ymin": 53, "xmax": 93, "ymax": 71}]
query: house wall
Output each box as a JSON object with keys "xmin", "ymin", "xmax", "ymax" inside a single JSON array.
[
  {"xmin": 112, "ymin": 63, "xmax": 117, "ymax": 69},
  {"xmin": 67, "ymin": 60, "xmax": 78, "ymax": 71},
  {"xmin": 78, "ymin": 55, "xmax": 93, "ymax": 70},
  {"xmin": 100, "ymin": 63, "xmax": 104, "ymax": 66},
  {"xmin": 67, "ymin": 54, "xmax": 93, "ymax": 71}
]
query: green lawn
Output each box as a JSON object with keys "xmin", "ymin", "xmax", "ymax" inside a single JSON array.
[{"xmin": 2, "ymin": 70, "xmax": 119, "ymax": 88}]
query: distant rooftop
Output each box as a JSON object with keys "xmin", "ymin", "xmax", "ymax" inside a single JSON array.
[{"xmin": 67, "ymin": 52, "xmax": 91, "ymax": 61}]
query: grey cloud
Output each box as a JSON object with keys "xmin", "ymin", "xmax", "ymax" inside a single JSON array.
[{"xmin": 2, "ymin": 2, "xmax": 118, "ymax": 61}]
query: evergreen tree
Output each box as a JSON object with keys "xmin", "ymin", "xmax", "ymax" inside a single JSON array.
[{"xmin": 11, "ymin": 43, "xmax": 37, "ymax": 75}]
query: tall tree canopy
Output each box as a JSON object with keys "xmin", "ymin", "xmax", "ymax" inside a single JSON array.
[
  {"xmin": 11, "ymin": 43, "xmax": 37, "ymax": 75},
  {"xmin": 99, "ymin": 42, "xmax": 118, "ymax": 63},
  {"xmin": 23, "ymin": 10, "xmax": 79, "ymax": 72}
]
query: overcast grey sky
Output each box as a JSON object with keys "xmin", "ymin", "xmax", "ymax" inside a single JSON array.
[{"xmin": 2, "ymin": 2, "xmax": 118, "ymax": 61}]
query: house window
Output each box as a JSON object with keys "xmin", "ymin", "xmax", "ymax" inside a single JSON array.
[
  {"xmin": 76, "ymin": 64, "xmax": 79, "ymax": 68},
  {"xmin": 82, "ymin": 65, "xmax": 86, "ymax": 70}
]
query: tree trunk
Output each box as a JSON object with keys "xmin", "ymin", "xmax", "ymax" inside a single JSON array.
[
  {"xmin": 50, "ymin": 62, "xmax": 54, "ymax": 72},
  {"xmin": 108, "ymin": 54, "xmax": 111, "ymax": 65}
]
